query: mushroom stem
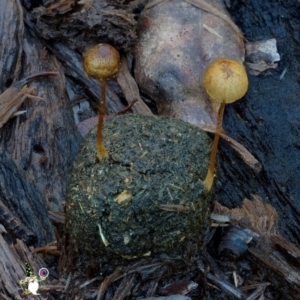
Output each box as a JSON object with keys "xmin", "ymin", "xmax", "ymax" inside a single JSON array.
[
  {"xmin": 203, "ymin": 102, "xmax": 225, "ymax": 191},
  {"xmin": 83, "ymin": 43, "xmax": 120, "ymax": 161},
  {"xmin": 97, "ymin": 80, "xmax": 108, "ymax": 160}
]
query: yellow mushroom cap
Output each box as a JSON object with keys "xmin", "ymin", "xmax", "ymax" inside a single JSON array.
[
  {"xmin": 203, "ymin": 58, "xmax": 248, "ymax": 104},
  {"xmin": 83, "ymin": 43, "xmax": 120, "ymax": 81}
]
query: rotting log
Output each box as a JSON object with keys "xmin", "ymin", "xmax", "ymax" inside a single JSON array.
[
  {"xmin": 0, "ymin": 224, "xmax": 48, "ymax": 300},
  {"xmin": 214, "ymin": 196, "xmax": 300, "ymax": 300},
  {"xmin": 30, "ymin": 0, "xmax": 137, "ymax": 53},
  {"xmin": 0, "ymin": 149, "xmax": 54, "ymax": 245},
  {"xmin": 217, "ymin": 0, "xmax": 300, "ymax": 248},
  {"xmin": 0, "ymin": 1, "xmax": 82, "ymax": 213},
  {"xmin": 0, "ymin": 0, "xmax": 82, "ymax": 297}
]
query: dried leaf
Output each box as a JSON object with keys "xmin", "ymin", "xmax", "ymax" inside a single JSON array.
[
  {"xmin": 246, "ymin": 61, "xmax": 278, "ymax": 75},
  {"xmin": 184, "ymin": 0, "xmax": 243, "ymax": 42},
  {"xmin": 145, "ymin": 0, "xmax": 170, "ymax": 9},
  {"xmin": 246, "ymin": 39, "xmax": 280, "ymax": 64},
  {"xmin": 245, "ymin": 39, "xmax": 280, "ymax": 75}
]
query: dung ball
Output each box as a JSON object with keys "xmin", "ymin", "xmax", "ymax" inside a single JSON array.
[{"xmin": 65, "ymin": 114, "xmax": 213, "ymax": 272}]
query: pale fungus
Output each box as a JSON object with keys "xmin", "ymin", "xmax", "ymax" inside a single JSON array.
[
  {"xmin": 83, "ymin": 43, "xmax": 121, "ymax": 160},
  {"xmin": 203, "ymin": 58, "xmax": 248, "ymax": 191}
]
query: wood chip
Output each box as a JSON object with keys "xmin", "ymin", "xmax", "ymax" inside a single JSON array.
[
  {"xmin": 214, "ymin": 195, "xmax": 278, "ymax": 237},
  {"xmin": 117, "ymin": 56, "xmax": 153, "ymax": 116}
]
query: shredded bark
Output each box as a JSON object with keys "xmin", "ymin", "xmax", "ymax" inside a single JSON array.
[
  {"xmin": 31, "ymin": 0, "xmax": 137, "ymax": 52},
  {"xmin": 117, "ymin": 56, "xmax": 153, "ymax": 116},
  {"xmin": 0, "ymin": 72, "xmax": 58, "ymax": 128}
]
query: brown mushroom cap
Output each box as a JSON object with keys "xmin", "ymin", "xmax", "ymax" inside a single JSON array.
[
  {"xmin": 83, "ymin": 44, "xmax": 121, "ymax": 81},
  {"xmin": 203, "ymin": 58, "xmax": 248, "ymax": 104}
]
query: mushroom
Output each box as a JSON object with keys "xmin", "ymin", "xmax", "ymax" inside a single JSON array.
[
  {"xmin": 83, "ymin": 43, "xmax": 121, "ymax": 160},
  {"xmin": 203, "ymin": 58, "xmax": 248, "ymax": 191}
]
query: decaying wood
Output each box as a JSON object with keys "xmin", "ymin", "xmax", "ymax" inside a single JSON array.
[
  {"xmin": 160, "ymin": 278, "xmax": 198, "ymax": 295},
  {"xmin": 202, "ymin": 126, "xmax": 262, "ymax": 172},
  {"xmin": 117, "ymin": 56, "xmax": 153, "ymax": 116},
  {"xmin": 34, "ymin": 244, "xmax": 60, "ymax": 256},
  {"xmin": 0, "ymin": 1, "xmax": 82, "ymax": 297},
  {"xmin": 0, "ymin": 0, "xmax": 23, "ymax": 92},
  {"xmin": 0, "ymin": 23, "xmax": 82, "ymax": 213},
  {"xmin": 0, "ymin": 199, "xmax": 36, "ymax": 245},
  {"xmin": 214, "ymin": 196, "xmax": 278, "ymax": 236},
  {"xmin": 0, "ymin": 226, "xmax": 26, "ymax": 300},
  {"xmin": 197, "ymin": 260, "xmax": 247, "ymax": 299},
  {"xmin": 0, "ymin": 86, "xmax": 34, "ymax": 128},
  {"xmin": 0, "ymin": 224, "xmax": 48, "ymax": 299},
  {"xmin": 0, "ymin": 148, "xmax": 54, "ymax": 244},
  {"xmin": 31, "ymin": 0, "xmax": 137, "ymax": 52},
  {"xmin": 76, "ymin": 116, "xmax": 98, "ymax": 137},
  {"xmin": 0, "ymin": 72, "xmax": 58, "ymax": 128},
  {"xmin": 33, "ymin": 0, "xmax": 76, "ymax": 16},
  {"xmin": 111, "ymin": 273, "xmax": 135, "ymax": 300},
  {"xmin": 214, "ymin": 196, "xmax": 300, "ymax": 299},
  {"xmin": 96, "ymin": 269, "xmax": 123, "ymax": 300}
]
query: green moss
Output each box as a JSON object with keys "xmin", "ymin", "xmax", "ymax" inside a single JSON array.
[{"xmin": 65, "ymin": 114, "xmax": 213, "ymax": 271}]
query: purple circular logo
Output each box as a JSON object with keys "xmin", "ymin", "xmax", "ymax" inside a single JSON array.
[{"xmin": 38, "ymin": 268, "xmax": 49, "ymax": 278}]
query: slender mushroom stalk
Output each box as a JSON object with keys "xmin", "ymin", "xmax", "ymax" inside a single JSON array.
[
  {"xmin": 202, "ymin": 58, "xmax": 248, "ymax": 191},
  {"xmin": 83, "ymin": 43, "xmax": 121, "ymax": 160}
]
